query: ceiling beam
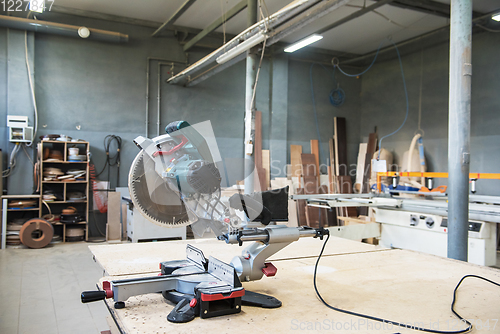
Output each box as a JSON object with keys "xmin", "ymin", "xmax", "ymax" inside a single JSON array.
[
  {"xmin": 49, "ymin": 5, "xmax": 161, "ymax": 28},
  {"xmin": 183, "ymin": 0, "xmax": 247, "ymax": 52},
  {"xmin": 341, "ymin": 9, "xmax": 498, "ymax": 66},
  {"xmin": 378, "ymin": 0, "xmax": 482, "ymax": 19},
  {"xmin": 47, "ymin": 5, "xmax": 234, "ymax": 46},
  {"xmin": 316, "ymin": 0, "xmax": 395, "ymax": 35},
  {"xmin": 152, "ymin": 0, "xmax": 198, "ymax": 37}
]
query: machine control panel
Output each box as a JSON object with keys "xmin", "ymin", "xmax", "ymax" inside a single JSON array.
[
  {"xmin": 425, "ymin": 217, "xmax": 435, "ymax": 228},
  {"xmin": 439, "ymin": 219, "xmax": 482, "ymax": 232},
  {"xmin": 409, "ymin": 214, "xmax": 435, "ymax": 229}
]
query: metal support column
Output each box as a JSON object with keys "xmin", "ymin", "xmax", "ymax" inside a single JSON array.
[
  {"xmin": 447, "ymin": 0, "xmax": 472, "ymax": 261},
  {"xmin": 243, "ymin": 0, "xmax": 258, "ymax": 194}
]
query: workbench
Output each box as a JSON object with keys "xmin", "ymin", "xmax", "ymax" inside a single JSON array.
[{"xmin": 88, "ymin": 236, "xmax": 500, "ymax": 334}]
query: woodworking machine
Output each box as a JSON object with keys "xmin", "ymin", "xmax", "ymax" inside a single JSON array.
[
  {"xmin": 296, "ymin": 191, "xmax": 499, "ymax": 266},
  {"xmin": 82, "ymin": 121, "xmax": 327, "ymax": 323}
]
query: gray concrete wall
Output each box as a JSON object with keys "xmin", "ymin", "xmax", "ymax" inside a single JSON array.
[
  {"xmin": 1, "ymin": 12, "xmax": 363, "ymax": 196},
  {"xmin": 288, "ymin": 60, "xmax": 362, "ymax": 175},
  {"xmin": 359, "ymin": 31, "xmax": 500, "ymax": 195}
]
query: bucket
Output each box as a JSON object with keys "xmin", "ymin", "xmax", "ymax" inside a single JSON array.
[{"xmin": 68, "ymin": 147, "xmax": 79, "ymax": 156}]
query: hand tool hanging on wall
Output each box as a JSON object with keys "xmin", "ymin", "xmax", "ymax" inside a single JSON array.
[{"xmin": 94, "ymin": 135, "xmax": 122, "ymax": 189}]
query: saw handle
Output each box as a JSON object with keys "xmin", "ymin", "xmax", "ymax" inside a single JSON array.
[{"xmin": 81, "ymin": 290, "xmax": 107, "ymax": 303}]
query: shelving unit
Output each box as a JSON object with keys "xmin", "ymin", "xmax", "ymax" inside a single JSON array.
[
  {"xmin": 39, "ymin": 140, "xmax": 90, "ymax": 242},
  {"xmin": 1, "ymin": 195, "xmax": 42, "ymax": 249}
]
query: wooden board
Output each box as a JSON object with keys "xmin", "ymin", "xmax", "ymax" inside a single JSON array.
[
  {"xmin": 290, "ymin": 145, "xmax": 303, "ymax": 181},
  {"xmin": 310, "ymin": 140, "xmax": 320, "ymax": 177},
  {"xmin": 255, "ymin": 167, "xmax": 266, "ymax": 192},
  {"xmin": 333, "ymin": 118, "xmax": 340, "ymax": 177},
  {"xmin": 319, "ymin": 185, "xmax": 330, "ymax": 226},
  {"xmin": 362, "ymin": 132, "xmax": 377, "ymax": 193},
  {"xmin": 300, "ymin": 153, "xmax": 317, "ymax": 177},
  {"xmin": 355, "ymin": 143, "xmax": 368, "ymax": 193},
  {"xmin": 302, "ymin": 175, "xmax": 317, "ymax": 194},
  {"xmin": 262, "ymin": 149, "xmax": 270, "ymax": 190},
  {"xmin": 96, "ymin": 244, "xmax": 500, "ymax": 334},
  {"xmin": 329, "ymin": 137, "xmax": 335, "ymax": 175},
  {"xmin": 295, "ymin": 188, "xmax": 307, "ymax": 226},
  {"xmin": 337, "ymin": 175, "xmax": 357, "ymax": 217},
  {"xmin": 106, "ymin": 192, "xmax": 122, "ymax": 241},
  {"xmin": 335, "ymin": 117, "xmax": 348, "ymax": 176},
  {"xmin": 360, "ymin": 133, "xmax": 377, "ymax": 216}
]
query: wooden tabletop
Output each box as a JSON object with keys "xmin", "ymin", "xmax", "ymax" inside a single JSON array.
[
  {"xmin": 89, "ymin": 236, "xmax": 386, "ymax": 276},
  {"xmin": 89, "ymin": 237, "xmax": 500, "ymax": 334}
]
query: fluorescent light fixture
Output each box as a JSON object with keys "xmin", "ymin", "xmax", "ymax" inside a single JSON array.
[
  {"xmin": 492, "ymin": 13, "xmax": 500, "ymax": 21},
  {"xmin": 29, "ymin": 0, "xmax": 45, "ymax": 13},
  {"xmin": 284, "ymin": 34, "xmax": 323, "ymax": 53},
  {"xmin": 216, "ymin": 32, "xmax": 266, "ymax": 64}
]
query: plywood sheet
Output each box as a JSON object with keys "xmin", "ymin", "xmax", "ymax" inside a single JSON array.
[
  {"xmin": 106, "ymin": 192, "xmax": 122, "ymax": 241},
  {"xmin": 89, "ymin": 235, "xmax": 384, "ymax": 276},
  {"xmin": 300, "ymin": 153, "xmax": 317, "ymax": 177},
  {"xmin": 100, "ymin": 248, "xmax": 500, "ymax": 334},
  {"xmin": 355, "ymin": 143, "xmax": 368, "ymax": 193},
  {"xmin": 262, "ymin": 149, "xmax": 270, "ymax": 190},
  {"xmin": 362, "ymin": 132, "xmax": 377, "ymax": 193},
  {"xmin": 290, "ymin": 145, "xmax": 302, "ymax": 180}
]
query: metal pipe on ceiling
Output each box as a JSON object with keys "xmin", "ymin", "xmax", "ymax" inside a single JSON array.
[
  {"xmin": 447, "ymin": 0, "xmax": 472, "ymax": 262},
  {"xmin": 0, "ymin": 15, "xmax": 128, "ymax": 43},
  {"xmin": 167, "ymin": 0, "xmax": 330, "ymax": 86}
]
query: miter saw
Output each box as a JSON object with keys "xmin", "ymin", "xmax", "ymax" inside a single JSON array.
[{"xmin": 81, "ymin": 120, "xmax": 328, "ymax": 323}]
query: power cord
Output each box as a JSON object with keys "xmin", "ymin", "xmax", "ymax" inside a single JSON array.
[{"xmin": 313, "ymin": 234, "xmax": 500, "ymax": 333}]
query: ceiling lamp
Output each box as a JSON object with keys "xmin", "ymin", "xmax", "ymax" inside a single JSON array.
[
  {"xmin": 492, "ymin": 13, "xmax": 500, "ymax": 21},
  {"xmin": 284, "ymin": 34, "xmax": 323, "ymax": 53}
]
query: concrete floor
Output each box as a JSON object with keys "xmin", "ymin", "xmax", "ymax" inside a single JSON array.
[{"xmin": 0, "ymin": 242, "xmax": 109, "ymax": 334}]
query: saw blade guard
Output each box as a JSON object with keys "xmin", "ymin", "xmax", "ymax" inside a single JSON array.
[{"xmin": 129, "ymin": 120, "xmax": 265, "ymax": 237}]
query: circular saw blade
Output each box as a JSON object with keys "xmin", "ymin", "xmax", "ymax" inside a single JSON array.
[{"xmin": 128, "ymin": 150, "xmax": 190, "ymax": 227}]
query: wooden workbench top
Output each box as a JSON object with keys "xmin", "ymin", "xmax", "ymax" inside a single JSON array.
[
  {"xmin": 89, "ymin": 236, "xmax": 386, "ymax": 276},
  {"xmin": 89, "ymin": 238, "xmax": 500, "ymax": 334}
]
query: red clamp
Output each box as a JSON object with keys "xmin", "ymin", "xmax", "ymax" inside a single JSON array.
[
  {"xmin": 262, "ymin": 262, "xmax": 277, "ymax": 277},
  {"xmin": 102, "ymin": 281, "xmax": 114, "ymax": 298}
]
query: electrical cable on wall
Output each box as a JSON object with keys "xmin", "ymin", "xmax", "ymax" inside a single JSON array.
[
  {"xmin": 309, "ymin": 63, "xmax": 345, "ymax": 168},
  {"xmin": 2, "ymin": 143, "xmax": 21, "ymax": 178},
  {"xmin": 332, "ymin": 39, "xmax": 409, "ymax": 159},
  {"xmin": 25, "ymin": 12, "xmax": 38, "ymax": 146},
  {"xmin": 313, "ymin": 234, "xmax": 500, "ymax": 334}
]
